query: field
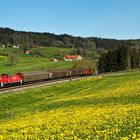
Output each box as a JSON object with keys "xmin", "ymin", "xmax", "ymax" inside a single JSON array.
[
  {"xmin": 0, "ymin": 47, "xmax": 96, "ymax": 74},
  {"xmin": 0, "ymin": 71, "xmax": 140, "ymax": 139},
  {"xmin": 0, "ymin": 47, "xmax": 74, "ymax": 74}
]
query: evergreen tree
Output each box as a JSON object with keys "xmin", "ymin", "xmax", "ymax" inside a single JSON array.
[
  {"xmin": 76, "ymin": 49, "xmax": 81, "ymax": 55},
  {"xmin": 130, "ymin": 48, "xmax": 140, "ymax": 69},
  {"xmin": 117, "ymin": 45, "xmax": 129, "ymax": 70},
  {"xmin": 98, "ymin": 53, "xmax": 106, "ymax": 72},
  {"xmin": 98, "ymin": 46, "xmax": 132, "ymax": 72}
]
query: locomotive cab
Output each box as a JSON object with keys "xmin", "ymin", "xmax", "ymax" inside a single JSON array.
[{"xmin": 0, "ymin": 73, "xmax": 23, "ymax": 87}]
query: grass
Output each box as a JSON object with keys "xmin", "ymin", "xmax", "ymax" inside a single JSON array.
[
  {"xmin": 0, "ymin": 70, "xmax": 140, "ymax": 139},
  {"xmin": 0, "ymin": 47, "xmax": 74, "ymax": 74},
  {"xmin": 0, "ymin": 70, "xmax": 140, "ymax": 120},
  {"xmin": 0, "ymin": 47, "xmax": 97, "ymax": 74}
]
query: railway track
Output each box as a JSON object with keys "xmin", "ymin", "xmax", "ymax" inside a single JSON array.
[
  {"xmin": 0, "ymin": 69, "xmax": 139, "ymax": 94},
  {"xmin": 0, "ymin": 75, "xmax": 95, "ymax": 94}
]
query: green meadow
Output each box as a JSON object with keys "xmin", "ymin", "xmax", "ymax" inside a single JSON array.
[
  {"xmin": 0, "ymin": 47, "xmax": 74, "ymax": 74},
  {"xmin": 0, "ymin": 47, "xmax": 96, "ymax": 74},
  {"xmin": 0, "ymin": 71, "xmax": 139, "ymax": 139}
]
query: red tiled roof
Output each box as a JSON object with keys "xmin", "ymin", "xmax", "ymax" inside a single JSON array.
[
  {"xmin": 65, "ymin": 55, "xmax": 80, "ymax": 59},
  {"xmin": 26, "ymin": 50, "xmax": 32, "ymax": 53}
]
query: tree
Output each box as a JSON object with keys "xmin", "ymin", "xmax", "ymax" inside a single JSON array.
[
  {"xmin": 75, "ymin": 47, "xmax": 87, "ymax": 57},
  {"xmin": 105, "ymin": 50, "xmax": 118, "ymax": 72},
  {"xmin": 97, "ymin": 53, "xmax": 106, "ymax": 72},
  {"xmin": 117, "ymin": 45, "xmax": 129, "ymax": 70},
  {"xmin": 130, "ymin": 48, "xmax": 140, "ymax": 69},
  {"xmin": 98, "ymin": 45, "xmax": 130, "ymax": 72},
  {"xmin": 8, "ymin": 53, "xmax": 19, "ymax": 66},
  {"xmin": 72, "ymin": 60, "xmax": 94, "ymax": 69},
  {"xmin": 33, "ymin": 48, "xmax": 45, "ymax": 57},
  {"xmin": 76, "ymin": 49, "xmax": 81, "ymax": 55}
]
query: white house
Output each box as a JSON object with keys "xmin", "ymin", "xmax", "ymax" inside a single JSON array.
[{"xmin": 13, "ymin": 45, "xmax": 19, "ymax": 48}]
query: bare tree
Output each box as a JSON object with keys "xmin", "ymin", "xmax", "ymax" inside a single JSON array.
[{"xmin": 8, "ymin": 53, "xmax": 19, "ymax": 66}]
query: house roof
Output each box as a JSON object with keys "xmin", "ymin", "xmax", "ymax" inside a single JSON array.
[
  {"xmin": 26, "ymin": 50, "xmax": 32, "ymax": 52},
  {"xmin": 64, "ymin": 55, "xmax": 81, "ymax": 59}
]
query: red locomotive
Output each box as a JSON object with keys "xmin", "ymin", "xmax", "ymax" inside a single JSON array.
[
  {"xmin": 0, "ymin": 74, "xmax": 22, "ymax": 87},
  {"xmin": 0, "ymin": 68, "xmax": 95, "ymax": 87}
]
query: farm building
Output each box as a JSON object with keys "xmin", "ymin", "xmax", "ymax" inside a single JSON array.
[
  {"xmin": 13, "ymin": 45, "xmax": 19, "ymax": 48},
  {"xmin": 25, "ymin": 50, "xmax": 32, "ymax": 54},
  {"xmin": 50, "ymin": 58, "xmax": 58, "ymax": 62},
  {"xmin": 64, "ymin": 55, "xmax": 82, "ymax": 61}
]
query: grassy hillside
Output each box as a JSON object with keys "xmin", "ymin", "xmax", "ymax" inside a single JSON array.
[
  {"xmin": 0, "ymin": 47, "xmax": 75, "ymax": 74},
  {"xmin": 0, "ymin": 47, "xmax": 96, "ymax": 74},
  {"xmin": 0, "ymin": 71, "xmax": 140, "ymax": 139}
]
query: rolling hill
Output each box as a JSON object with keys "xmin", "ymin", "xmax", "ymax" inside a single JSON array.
[{"xmin": 0, "ymin": 27, "xmax": 140, "ymax": 50}]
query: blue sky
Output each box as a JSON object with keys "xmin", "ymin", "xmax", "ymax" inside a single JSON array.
[{"xmin": 0, "ymin": 0, "xmax": 140, "ymax": 39}]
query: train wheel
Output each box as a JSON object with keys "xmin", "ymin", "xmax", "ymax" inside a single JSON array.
[{"xmin": 0, "ymin": 82, "xmax": 4, "ymax": 87}]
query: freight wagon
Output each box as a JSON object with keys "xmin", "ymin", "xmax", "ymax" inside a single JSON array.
[{"xmin": 0, "ymin": 68, "xmax": 95, "ymax": 87}]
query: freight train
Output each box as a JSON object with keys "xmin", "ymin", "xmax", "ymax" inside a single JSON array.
[{"xmin": 0, "ymin": 69, "xmax": 94, "ymax": 87}]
